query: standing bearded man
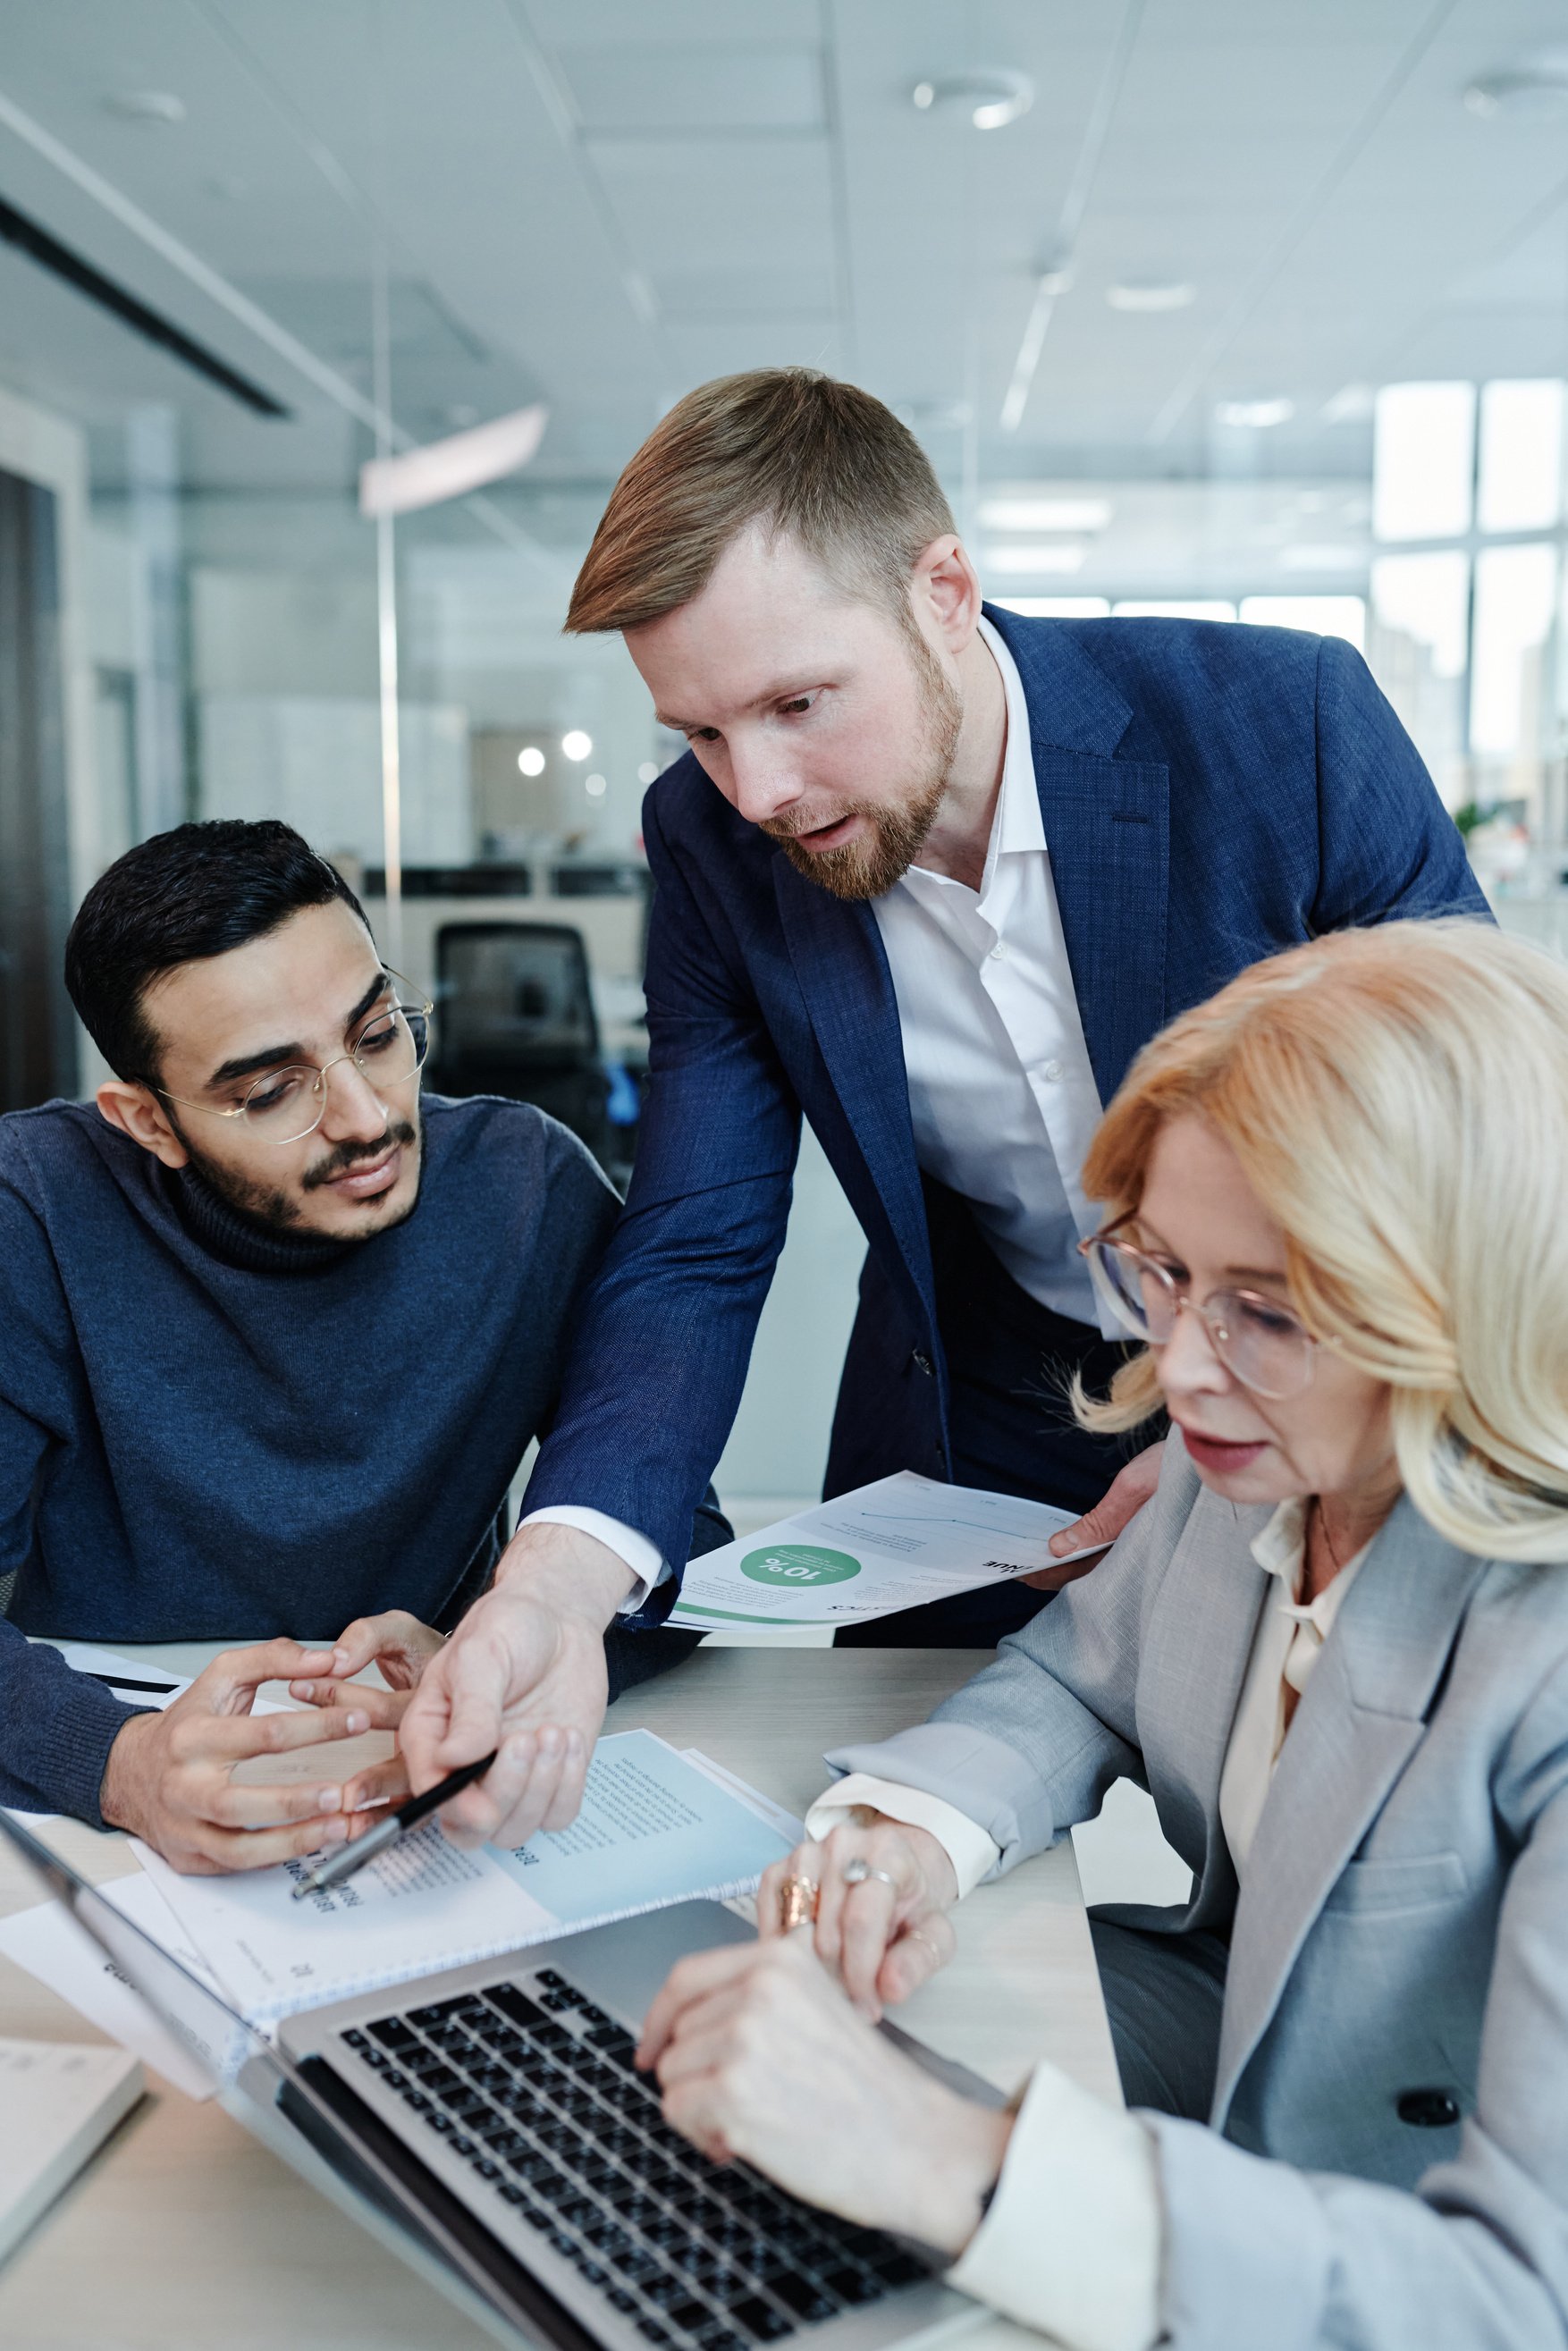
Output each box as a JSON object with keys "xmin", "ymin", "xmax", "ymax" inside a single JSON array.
[{"xmin": 398, "ymin": 368, "xmax": 1487, "ymax": 1850}]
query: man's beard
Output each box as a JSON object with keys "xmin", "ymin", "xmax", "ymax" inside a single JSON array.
[
  {"xmin": 180, "ymin": 1117, "xmax": 421, "ymax": 1236},
  {"xmin": 761, "ymin": 629, "xmax": 964, "ymax": 902}
]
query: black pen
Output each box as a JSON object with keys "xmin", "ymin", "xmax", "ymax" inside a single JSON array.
[
  {"xmin": 82, "ymin": 1671, "xmax": 181, "ymax": 1695},
  {"xmin": 291, "ymin": 1749, "xmax": 500, "ymax": 1900}
]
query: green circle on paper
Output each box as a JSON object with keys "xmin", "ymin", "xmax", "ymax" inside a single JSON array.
[{"xmin": 740, "ymin": 1543, "xmax": 862, "ymax": 1588}]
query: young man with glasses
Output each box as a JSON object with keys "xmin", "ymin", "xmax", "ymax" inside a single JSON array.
[{"xmin": 0, "ymin": 819, "xmax": 711, "ymax": 1871}]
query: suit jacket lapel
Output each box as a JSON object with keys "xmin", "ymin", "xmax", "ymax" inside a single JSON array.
[
  {"xmin": 1211, "ymin": 1501, "xmax": 1489, "ymax": 2124},
  {"xmin": 771, "ymin": 857, "xmax": 936, "ymax": 1324},
  {"xmin": 985, "ymin": 606, "xmax": 1170, "ymax": 1107},
  {"xmin": 1136, "ymin": 1488, "xmax": 1272, "ymax": 1909}
]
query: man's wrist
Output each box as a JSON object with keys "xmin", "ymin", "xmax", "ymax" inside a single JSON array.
[
  {"xmin": 494, "ymin": 1520, "xmax": 638, "ymax": 1629},
  {"xmin": 98, "ymin": 1711, "xmax": 156, "ymax": 1835}
]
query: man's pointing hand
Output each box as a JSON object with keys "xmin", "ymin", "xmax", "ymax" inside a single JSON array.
[{"xmin": 398, "ymin": 1521, "xmax": 636, "ymax": 1848}]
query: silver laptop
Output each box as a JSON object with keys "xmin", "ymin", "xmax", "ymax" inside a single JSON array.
[{"xmin": 2, "ymin": 1811, "xmax": 994, "ymax": 2351}]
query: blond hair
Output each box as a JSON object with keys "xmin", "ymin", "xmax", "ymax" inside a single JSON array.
[
  {"xmin": 566, "ymin": 369, "xmax": 955, "ymax": 636},
  {"xmin": 1078, "ymin": 920, "xmax": 1568, "ymax": 1563}
]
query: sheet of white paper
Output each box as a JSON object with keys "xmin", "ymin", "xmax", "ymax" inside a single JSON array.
[
  {"xmin": 669, "ymin": 1472, "xmax": 1100, "ymax": 1631},
  {"xmin": 0, "ymin": 1877, "xmax": 218, "ymax": 2101},
  {"xmin": 680, "ymin": 1751, "xmax": 805, "ymax": 1847},
  {"xmin": 133, "ymin": 1731, "xmax": 791, "ymax": 2028},
  {"xmin": 43, "ymin": 1640, "xmax": 191, "ymax": 1705},
  {"xmin": 136, "ymin": 1825, "xmax": 552, "ymax": 2025}
]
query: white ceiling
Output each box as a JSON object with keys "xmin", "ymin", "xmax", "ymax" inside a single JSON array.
[{"xmin": 0, "ymin": 0, "xmax": 1566, "ymax": 537}]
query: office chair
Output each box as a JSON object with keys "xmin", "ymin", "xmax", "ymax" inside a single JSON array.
[{"xmin": 428, "ymin": 922, "xmax": 626, "ymax": 1175}]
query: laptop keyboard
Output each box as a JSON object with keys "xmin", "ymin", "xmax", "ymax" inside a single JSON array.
[{"xmin": 341, "ymin": 1966, "xmax": 928, "ymax": 2349}]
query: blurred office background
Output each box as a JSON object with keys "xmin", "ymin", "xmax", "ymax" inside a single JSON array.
[{"xmin": 4, "ymin": 0, "xmax": 1568, "ymax": 1534}]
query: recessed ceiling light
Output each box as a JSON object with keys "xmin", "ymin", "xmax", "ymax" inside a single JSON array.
[
  {"xmin": 1106, "ymin": 282, "xmax": 1194, "ymax": 314},
  {"xmin": 911, "ymin": 71, "xmax": 1033, "ymax": 131},
  {"xmin": 1463, "ymin": 65, "xmax": 1568, "ymax": 117},
  {"xmin": 980, "ymin": 496, "xmax": 1113, "ymax": 534},
  {"xmin": 103, "ymin": 89, "xmax": 186, "ymax": 123},
  {"xmin": 518, "ymin": 746, "xmax": 545, "ymax": 777},
  {"xmin": 1215, "ymin": 397, "xmax": 1294, "ymax": 429},
  {"xmin": 561, "ymin": 729, "xmax": 593, "ymax": 762},
  {"xmin": 585, "ymin": 773, "xmax": 608, "ymax": 798},
  {"xmin": 984, "ymin": 544, "xmax": 1089, "ymax": 577}
]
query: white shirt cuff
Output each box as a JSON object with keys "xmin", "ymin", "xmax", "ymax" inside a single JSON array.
[
  {"xmin": 948, "ymin": 2061, "xmax": 1161, "ymax": 2351},
  {"xmin": 518, "ymin": 1508, "xmax": 669, "ymax": 1615},
  {"xmin": 804, "ymin": 1773, "xmax": 1000, "ymax": 1900}
]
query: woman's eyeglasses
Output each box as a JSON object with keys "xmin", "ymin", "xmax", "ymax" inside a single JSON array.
[
  {"xmin": 152, "ymin": 973, "xmax": 434, "ymax": 1147},
  {"xmin": 1080, "ymin": 1221, "xmax": 1319, "ymax": 1400}
]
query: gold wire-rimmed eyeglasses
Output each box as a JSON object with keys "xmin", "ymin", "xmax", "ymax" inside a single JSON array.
[
  {"xmin": 1080, "ymin": 1218, "xmax": 1320, "ymax": 1400},
  {"xmin": 150, "ymin": 971, "xmax": 434, "ymax": 1148}
]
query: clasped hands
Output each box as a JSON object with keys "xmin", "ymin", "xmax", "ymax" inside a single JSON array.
[{"xmin": 97, "ymin": 1608, "xmax": 445, "ymax": 1874}]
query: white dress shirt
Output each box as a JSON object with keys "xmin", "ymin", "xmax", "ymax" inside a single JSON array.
[
  {"xmin": 805, "ymin": 1496, "xmax": 1364, "ymax": 2351},
  {"xmin": 871, "ymin": 616, "xmax": 1105, "ymax": 1329},
  {"xmin": 530, "ymin": 617, "xmax": 1110, "ymax": 1593}
]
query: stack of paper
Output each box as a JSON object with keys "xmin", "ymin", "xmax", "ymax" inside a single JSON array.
[
  {"xmin": 0, "ymin": 2038, "xmax": 143, "ymax": 2260},
  {"xmin": 670, "ymin": 1471, "xmax": 1092, "ymax": 1633},
  {"xmin": 131, "ymin": 1728, "xmax": 793, "ymax": 2030}
]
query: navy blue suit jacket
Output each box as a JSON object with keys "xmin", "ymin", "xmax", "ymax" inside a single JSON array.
[{"xmin": 524, "ymin": 611, "xmax": 1488, "ymax": 1614}]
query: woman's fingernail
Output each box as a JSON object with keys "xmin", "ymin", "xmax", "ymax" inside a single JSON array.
[
  {"xmin": 503, "ymin": 1735, "xmax": 531, "ymax": 1768},
  {"xmin": 297, "ymin": 1648, "xmax": 333, "ymax": 1670},
  {"xmin": 321, "ymin": 1816, "xmax": 349, "ymax": 1843},
  {"xmin": 539, "ymin": 1726, "xmax": 561, "ymax": 1757},
  {"xmin": 317, "ymin": 1787, "xmax": 341, "ymax": 1812},
  {"xmin": 333, "ymin": 1651, "xmax": 350, "ymax": 1673},
  {"xmin": 345, "ymin": 1710, "xmax": 369, "ymax": 1734}
]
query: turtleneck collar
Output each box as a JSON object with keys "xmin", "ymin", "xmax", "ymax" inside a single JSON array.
[{"xmin": 170, "ymin": 1161, "xmax": 357, "ymax": 1276}]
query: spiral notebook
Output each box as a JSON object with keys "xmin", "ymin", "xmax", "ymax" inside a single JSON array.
[{"xmin": 134, "ymin": 1729, "xmax": 795, "ymax": 2030}]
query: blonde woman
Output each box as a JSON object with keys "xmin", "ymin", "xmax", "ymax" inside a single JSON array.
[{"xmin": 637, "ymin": 919, "xmax": 1568, "ymax": 2350}]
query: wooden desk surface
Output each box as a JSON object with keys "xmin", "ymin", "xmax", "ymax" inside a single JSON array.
[{"xmin": 0, "ymin": 1647, "xmax": 1115, "ymax": 2349}]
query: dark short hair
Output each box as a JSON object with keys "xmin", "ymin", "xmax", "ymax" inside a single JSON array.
[{"xmin": 65, "ymin": 819, "xmax": 371, "ymax": 1080}]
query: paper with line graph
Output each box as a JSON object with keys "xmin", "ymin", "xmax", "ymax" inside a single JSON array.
[{"xmin": 670, "ymin": 1472, "xmax": 1101, "ymax": 1631}]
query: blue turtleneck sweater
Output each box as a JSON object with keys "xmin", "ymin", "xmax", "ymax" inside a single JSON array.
[{"xmin": 0, "ymin": 1093, "xmax": 712, "ymax": 1826}]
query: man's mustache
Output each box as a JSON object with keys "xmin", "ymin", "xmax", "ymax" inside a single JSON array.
[
  {"xmin": 760, "ymin": 801, "xmax": 865, "ymax": 842},
  {"xmin": 302, "ymin": 1118, "xmax": 417, "ymax": 1190}
]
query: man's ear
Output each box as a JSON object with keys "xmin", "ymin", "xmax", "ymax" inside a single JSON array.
[
  {"xmin": 908, "ymin": 535, "xmax": 983, "ymax": 659},
  {"xmin": 96, "ymin": 1080, "xmax": 190, "ymax": 1170}
]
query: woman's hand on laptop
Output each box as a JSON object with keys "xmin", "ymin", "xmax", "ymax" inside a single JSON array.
[
  {"xmin": 757, "ymin": 1820, "xmax": 958, "ymax": 2020},
  {"xmin": 637, "ymin": 1934, "xmax": 1008, "ymax": 2256},
  {"xmin": 97, "ymin": 1639, "xmax": 378, "ymax": 1875}
]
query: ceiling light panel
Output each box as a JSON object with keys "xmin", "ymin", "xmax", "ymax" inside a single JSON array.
[
  {"xmin": 561, "ymin": 46, "xmax": 824, "ymax": 134},
  {"xmin": 1105, "ymin": 282, "xmax": 1194, "ymax": 313},
  {"xmin": 984, "ymin": 544, "xmax": 1089, "ymax": 577},
  {"xmin": 980, "ymin": 497, "xmax": 1113, "ymax": 534}
]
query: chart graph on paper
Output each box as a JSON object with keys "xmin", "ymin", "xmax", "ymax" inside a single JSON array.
[{"xmin": 671, "ymin": 1470, "xmax": 1104, "ymax": 1631}]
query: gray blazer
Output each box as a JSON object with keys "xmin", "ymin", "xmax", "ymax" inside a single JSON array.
[{"xmin": 828, "ymin": 1435, "xmax": 1568, "ymax": 2348}]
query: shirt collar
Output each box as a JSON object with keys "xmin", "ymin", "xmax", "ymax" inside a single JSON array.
[
  {"xmin": 1249, "ymin": 1495, "xmax": 1371, "ymax": 1636},
  {"xmin": 975, "ymin": 612, "xmax": 1046, "ymax": 874}
]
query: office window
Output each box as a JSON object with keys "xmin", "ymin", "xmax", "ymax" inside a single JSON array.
[
  {"xmin": 1477, "ymin": 382, "xmax": 1565, "ymax": 536},
  {"xmin": 1372, "ymin": 383, "xmax": 1475, "ymax": 543},
  {"xmin": 1470, "ymin": 544, "xmax": 1559, "ymax": 758},
  {"xmin": 1239, "ymin": 596, "xmax": 1367, "ymax": 652}
]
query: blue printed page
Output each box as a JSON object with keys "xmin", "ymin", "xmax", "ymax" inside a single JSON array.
[{"xmin": 488, "ymin": 1731, "xmax": 792, "ymax": 1919}]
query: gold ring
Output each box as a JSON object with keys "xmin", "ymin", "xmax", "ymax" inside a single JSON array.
[{"xmin": 777, "ymin": 1874, "xmax": 819, "ymax": 1932}]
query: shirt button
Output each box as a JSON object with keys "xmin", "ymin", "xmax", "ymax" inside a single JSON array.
[
  {"xmin": 1040, "ymin": 1058, "xmax": 1062, "ymax": 1083},
  {"xmin": 989, "ymin": 942, "xmax": 1007, "ymax": 960}
]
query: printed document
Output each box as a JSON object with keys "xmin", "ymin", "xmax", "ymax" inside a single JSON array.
[
  {"xmin": 669, "ymin": 1471, "xmax": 1096, "ymax": 1632},
  {"xmin": 134, "ymin": 1730, "xmax": 791, "ymax": 2027}
]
